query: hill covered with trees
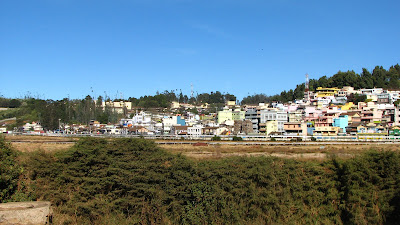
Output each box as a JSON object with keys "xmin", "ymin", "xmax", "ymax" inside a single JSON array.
[
  {"xmin": 241, "ymin": 64, "xmax": 400, "ymax": 104},
  {"xmin": 0, "ymin": 90, "xmax": 237, "ymax": 130},
  {"xmin": 1, "ymin": 137, "xmax": 399, "ymax": 224}
]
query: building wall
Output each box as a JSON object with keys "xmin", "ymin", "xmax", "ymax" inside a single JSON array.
[
  {"xmin": 395, "ymin": 105, "xmax": 400, "ymax": 126},
  {"xmin": 233, "ymin": 120, "xmax": 253, "ymax": 134},
  {"xmin": 260, "ymin": 110, "xmax": 287, "ymax": 132},
  {"xmin": 188, "ymin": 126, "xmax": 202, "ymax": 136},
  {"xmin": 265, "ymin": 120, "xmax": 278, "ymax": 135},
  {"xmin": 177, "ymin": 116, "xmax": 186, "ymax": 126},
  {"xmin": 245, "ymin": 109, "xmax": 259, "ymax": 132},
  {"xmin": 333, "ymin": 115, "xmax": 349, "ymax": 133},
  {"xmin": 218, "ymin": 110, "xmax": 245, "ymax": 124},
  {"xmin": 217, "ymin": 110, "xmax": 232, "ymax": 124},
  {"xmin": 314, "ymin": 126, "xmax": 340, "ymax": 136},
  {"xmin": 288, "ymin": 112, "xmax": 303, "ymax": 122},
  {"xmin": 341, "ymin": 102, "xmax": 354, "ymax": 110}
]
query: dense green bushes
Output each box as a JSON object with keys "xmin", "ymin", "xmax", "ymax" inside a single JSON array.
[
  {"xmin": 232, "ymin": 136, "xmax": 243, "ymax": 141},
  {"xmin": 211, "ymin": 135, "xmax": 221, "ymax": 141},
  {"xmin": 0, "ymin": 136, "xmax": 32, "ymax": 202},
  {"xmin": 1, "ymin": 137, "xmax": 400, "ymax": 224},
  {"xmin": 335, "ymin": 151, "xmax": 400, "ymax": 224}
]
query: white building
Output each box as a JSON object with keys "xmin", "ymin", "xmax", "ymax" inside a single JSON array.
[
  {"xmin": 120, "ymin": 111, "xmax": 151, "ymax": 127},
  {"xmin": 259, "ymin": 109, "xmax": 288, "ymax": 133},
  {"xmin": 188, "ymin": 125, "xmax": 203, "ymax": 136},
  {"xmin": 23, "ymin": 122, "xmax": 43, "ymax": 132}
]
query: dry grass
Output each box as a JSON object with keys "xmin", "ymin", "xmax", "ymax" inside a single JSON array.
[
  {"xmin": 160, "ymin": 143, "xmax": 400, "ymax": 160},
  {"xmin": 5, "ymin": 135, "xmax": 400, "ymax": 160},
  {"xmin": 11, "ymin": 142, "xmax": 74, "ymax": 152},
  {"xmin": 4, "ymin": 135, "xmax": 77, "ymax": 142}
]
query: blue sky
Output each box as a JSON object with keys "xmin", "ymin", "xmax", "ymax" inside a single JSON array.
[{"xmin": 1, "ymin": 0, "xmax": 399, "ymax": 101}]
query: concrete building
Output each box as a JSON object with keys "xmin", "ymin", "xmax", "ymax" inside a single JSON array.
[
  {"xmin": 188, "ymin": 125, "xmax": 203, "ymax": 136},
  {"xmin": 283, "ymin": 121, "xmax": 307, "ymax": 136},
  {"xmin": 245, "ymin": 109, "xmax": 259, "ymax": 132},
  {"xmin": 360, "ymin": 88, "xmax": 383, "ymax": 95},
  {"xmin": 259, "ymin": 110, "xmax": 287, "ymax": 133},
  {"xmin": 288, "ymin": 111, "xmax": 303, "ymax": 123},
  {"xmin": 395, "ymin": 104, "xmax": 400, "ymax": 126},
  {"xmin": 233, "ymin": 120, "xmax": 253, "ymax": 135},
  {"xmin": 259, "ymin": 120, "xmax": 278, "ymax": 135},
  {"xmin": 316, "ymin": 87, "xmax": 340, "ymax": 98},
  {"xmin": 333, "ymin": 115, "xmax": 349, "ymax": 133},
  {"xmin": 217, "ymin": 109, "xmax": 245, "ymax": 124},
  {"xmin": 102, "ymin": 101, "xmax": 132, "ymax": 114},
  {"xmin": 162, "ymin": 116, "xmax": 186, "ymax": 134},
  {"xmin": 171, "ymin": 125, "xmax": 189, "ymax": 135},
  {"xmin": 314, "ymin": 126, "xmax": 340, "ymax": 136}
]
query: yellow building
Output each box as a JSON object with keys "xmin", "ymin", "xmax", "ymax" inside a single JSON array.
[
  {"xmin": 316, "ymin": 87, "xmax": 340, "ymax": 98},
  {"xmin": 341, "ymin": 102, "xmax": 354, "ymax": 110},
  {"xmin": 227, "ymin": 100, "xmax": 236, "ymax": 106},
  {"xmin": 314, "ymin": 126, "xmax": 340, "ymax": 136},
  {"xmin": 259, "ymin": 120, "xmax": 278, "ymax": 135},
  {"xmin": 217, "ymin": 109, "xmax": 245, "ymax": 124}
]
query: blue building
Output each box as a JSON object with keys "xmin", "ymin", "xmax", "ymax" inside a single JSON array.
[
  {"xmin": 333, "ymin": 115, "xmax": 349, "ymax": 133},
  {"xmin": 177, "ymin": 116, "xmax": 186, "ymax": 126}
]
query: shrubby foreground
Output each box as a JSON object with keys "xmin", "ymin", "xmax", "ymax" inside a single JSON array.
[{"xmin": 1, "ymin": 137, "xmax": 400, "ymax": 224}]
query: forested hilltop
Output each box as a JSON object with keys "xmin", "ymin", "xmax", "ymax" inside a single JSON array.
[
  {"xmin": 0, "ymin": 91, "xmax": 236, "ymax": 130},
  {"xmin": 241, "ymin": 64, "xmax": 400, "ymax": 104},
  {"xmin": 1, "ymin": 137, "xmax": 400, "ymax": 224}
]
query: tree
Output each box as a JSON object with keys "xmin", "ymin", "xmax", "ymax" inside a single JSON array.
[
  {"xmin": 347, "ymin": 93, "xmax": 367, "ymax": 104},
  {"xmin": 372, "ymin": 66, "xmax": 386, "ymax": 88},
  {"xmin": 8, "ymin": 99, "xmax": 21, "ymax": 108},
  {"xmin": 179, "ymin": 92, "xmax": 184, "ymax": 103},
  {"xmin": 360, "ymin": 68, "xmax": 374, "ymax": 89}
]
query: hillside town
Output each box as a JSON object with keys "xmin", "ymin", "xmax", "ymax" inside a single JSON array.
[{"xmin": 5, "ymin": 86, "xmax": 399, "ymax": 138}]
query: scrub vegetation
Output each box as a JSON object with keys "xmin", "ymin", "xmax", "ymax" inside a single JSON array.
[{"xmin": 1, "ymin": 136, "xmax": 400, "ymax": 224}]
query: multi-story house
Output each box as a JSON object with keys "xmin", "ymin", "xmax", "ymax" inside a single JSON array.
[
  {"xmin": 188, "ymin": 125, "xmax": 203, "ymax": 136},
  {"xmin": 395, "ymin": 104, "xmax": 400, "ymax": 126},
  {"xmin": 283, "ymin": 121, "xmax": 307, "ymax": 136},
  {"xmin": 288, "ymin": 111, "xmax": 303, "ymax": 123},
  {"xmin": 245, "ymin": 109, "xmax": 259, "ymax": 133},
  {"xmin": 315, "ymin": 87, "xmax": 340, "ymax": 98},
  {"xmin": 217, "ymin": 108, "xmax": 245, "ymax": 125},
  {"xmin": 259, "ymin": 109, "xmax": 287, "ymax": 134},
  {"xmin": 259, "ymin": 120, "xmax": 278, "ymax": 135},
  {"xmin": 333, "ymin": 115, "xmax": 349, "ymax": 133},
  {"xmin": 101, "ymin": 101, "xmax": 132, "ymax": 114}
]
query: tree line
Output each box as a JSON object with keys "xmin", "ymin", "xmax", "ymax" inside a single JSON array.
[
  {"xmin": 1, "ymin": 91, "xmax": 237, "ymax": 130},
  {"xmin": 241, "ymin": 64, "xmax": 400, "ymax": 105},
  {"xmin": 128, "ymin": 90, "xmax": 236, "ymax": 109},
  {"xmin": 0, "ymin": 98, "xmax": 22, "ymax": 108},
  {"xmin": 0, "ymin": 96, "xmax": 121, "ymax": 130}
]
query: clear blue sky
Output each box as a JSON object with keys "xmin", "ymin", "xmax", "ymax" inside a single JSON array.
[{"xmin": 1, "ymin": 0, "xmax": 399, "ymax": 101}]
